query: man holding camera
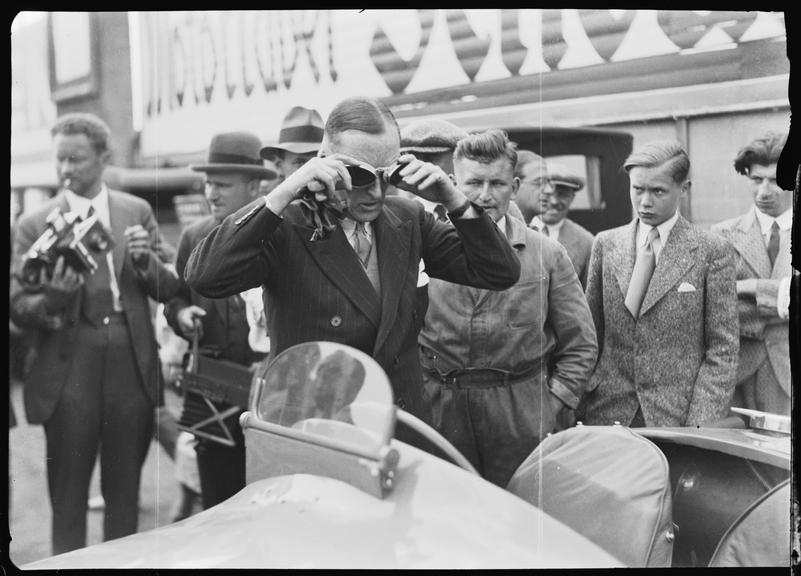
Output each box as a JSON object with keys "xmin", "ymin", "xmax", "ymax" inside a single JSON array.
[
  {"xmin": 9, "ymin": 113, "xmax": 181, "ymax": 554},
  {"xmin": 184, "ymin": 97, "xmax": 520, "ymax": 438}
]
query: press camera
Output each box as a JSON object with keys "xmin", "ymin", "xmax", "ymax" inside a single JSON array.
[{"xmin": 19, "ymin": 207, "xmax": 114, "ymax": 290}]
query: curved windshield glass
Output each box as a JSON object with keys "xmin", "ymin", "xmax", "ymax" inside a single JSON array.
[{"xmin": 251, "ymin": 342, "xmax": 395, "ymax": 454}]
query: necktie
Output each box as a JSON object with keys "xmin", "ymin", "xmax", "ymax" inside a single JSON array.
[
  {"xmin": 352, "ymin": 222, "xmax": 372, "ymax": 267},
  {"xmin": 433, "ymin": 204, "xmax": 449, "ymax": 222},
  {"xmin": 82, "ymin": 205, "xmax": 114, "ymax": 325},
  {"xmin": 767, "ymin": 220, "xmax": 780, "ymax": 268},
  {"xmin": 541, "ymin": 226, "xmax": 550, "ymax": 237},
  {"xmin": 625, "ymin": 227, "xmax": 659, "ymax": 318}
]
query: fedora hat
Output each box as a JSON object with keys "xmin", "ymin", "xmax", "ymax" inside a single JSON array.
[
  {"xmin": 191, "ymin": 132, "xmax": 277, "ymax": 179},
  {"xmin": 400, "ymin": 119, "xmax": 468, "ymax": 154},
  {"xmin": 260, "ymin": 106, "xmax": 324, "ymax": 158}
]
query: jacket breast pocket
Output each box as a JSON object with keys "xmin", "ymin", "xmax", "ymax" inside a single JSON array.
[{"xmin": 506, "ymin": 276, "xmax": 547, "ymax": 329}]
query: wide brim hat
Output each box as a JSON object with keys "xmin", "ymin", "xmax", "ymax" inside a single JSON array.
[
  {"xmin": 400, "ymin": 119, "xmax": 469, "ymax": 154},
  {"xmin": 260, "ymin": 106, "xmax": 324, "ymax": 158},
  {"xmin": 191, "ymin": 132, "xmax": 278, "ymax": 179},
  {"xmin": 547, "ymin": 162, "xmax": 585, "ymax": 191}
]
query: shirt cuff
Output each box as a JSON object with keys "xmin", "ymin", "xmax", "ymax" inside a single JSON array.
[
  {"xmin": 548, "ymin": 377, "xmax": 580, "ymax": 410},
  {"xmin": 777, "ymin": 275, "xmax": 791, "ymax": 319}
]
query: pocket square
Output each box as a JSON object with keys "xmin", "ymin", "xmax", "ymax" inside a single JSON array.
[{"xmin": 677, "ymin": 282, "xmax": 696, "ymax": 293}]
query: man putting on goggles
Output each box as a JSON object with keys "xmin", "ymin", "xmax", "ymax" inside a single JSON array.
[{"xmin": 185, "ymin": 97, "xmax": 520, "ymax": 448}]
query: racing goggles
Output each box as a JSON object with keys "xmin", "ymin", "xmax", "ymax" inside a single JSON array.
[{"xmin": 345, "ymin": 162, "xmax": 404, "ymax": 189}]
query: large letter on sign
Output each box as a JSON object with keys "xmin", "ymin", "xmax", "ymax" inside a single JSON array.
[{"xmin": 370, "ymin": 9, "xmax": 436, "ymax": 95}]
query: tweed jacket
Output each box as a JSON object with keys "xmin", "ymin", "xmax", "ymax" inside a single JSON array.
[
  {"xmin": 164, "ymin": 215, "xmax": 259, "ymax": 367},
  {"xmin": 10, "ymin": 190, "xmax": 182, "ymax": 424},
  {"xmin": 184, "ymin": 195, "xmax": 520, "ymax": 422},
  {"xmin": 582, "ymin": 215, "xmax": 739, "ymax": 427},
  {"xmin": 556, "ymin": 218, "xmax": 595, "ymax": 289},
  {"xmin": 710, "ymin": 209, "xmax": 792, "ymax": 404}
]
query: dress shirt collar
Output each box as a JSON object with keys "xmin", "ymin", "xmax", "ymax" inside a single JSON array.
[
  {"xmin": 339, "ymin": 217, "xmax": 373, "ymax": 242},
  {"xmin": 753, "ymin": 206, "xmax": 792, "ymax": 235},
  {"xmin": 637, "ymin": 210, "xmax": 680, "ymax": 248},
  {"xmin": 494, "ymin": 215, "xmax": 508, "ymax": 238},
  {"xmin": 65, "ymin": 185, "xmax": 110, "ymax": 224}
]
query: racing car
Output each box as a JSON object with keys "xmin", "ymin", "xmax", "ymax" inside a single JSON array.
[{"xmin": 22, "ymin": 341, "xmax": 791, "ymax": 569}]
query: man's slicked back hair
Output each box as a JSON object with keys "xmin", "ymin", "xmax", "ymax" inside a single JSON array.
[
  {"xmin": 514, "ymin": 149, "xmax": 546, "ymax": 179},
  {"xmin": 51, "ymin": 112, "xmax": 111, "ymax": 155},
  {"xmin": 325, "ymin": 97, "xmax": 399, "ymax": 144},
  {"xmin": 624, "ymin": 140, "xmax": 690, "ymax": 183},
  {"xmin": 454, "ymin": 129, "xmax": 518, "ymax": 170},
  {"xmin": 733, "ymin": 132, "xmax": 787, "ymax": 176}
]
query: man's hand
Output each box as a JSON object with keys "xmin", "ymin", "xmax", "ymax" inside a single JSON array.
[
  {"xmin": 125, "ymin": 225, "xmax": 152, "ymax": 269},
  {"xmin": 266, "ymin": 154, "xmax": 364, "ymax": 215},
  {"xmin": 177, "ymin": 305, "xmax": 206, "ymax": 340},
  {"xmin": 736, "ymin": 278, "xmax": 758, "ymax": 298},
  {"xmin": 43, "ymin": 256, "xmax": 84, "ymax": 313},
  {"xmin": 392, "ymin": 154, "xmax": 468, "ymax": 211}
]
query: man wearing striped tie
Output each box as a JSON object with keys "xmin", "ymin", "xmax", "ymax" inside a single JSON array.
[
  {"xmin": 711, "ymin": 132, "xmax": 793, "ymax": 416},
  {"xmin": 579, "ymin": 140, "xmax": 739, "ymax": 428}
]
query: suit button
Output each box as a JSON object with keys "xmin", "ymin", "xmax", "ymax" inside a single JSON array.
[
  {"xmin": 393, "ymin": 356, "xmax": 400, "ymax": 366},
  {"xmin": 396, "ymin": 397, "xmax": 406, "ymax": 409},
  {"xmin": 330, "ymin": 315, "xmax": 342, "ymax": 327},
  {"xmin": 103, "ymin": 316, "xmax": 110, "ymax": 326}
]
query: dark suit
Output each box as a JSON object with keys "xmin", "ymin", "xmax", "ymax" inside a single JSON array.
[
  {"xmin": 555, "ymin": 219, "xmax": 594, "ymax": 289},
  {"xmin": 581, "ymin": 216, "xmax": 739, "ymax": 427},
  {"xmin": 10, "ymin": 189, "xmax": 181, "ymax": 554},
  {"xmin": 164, "ymin": 215, "xmax": 262, "ymax": 508},
  {"xmin": 184, "ymin": 196, "xmax": 520, "ymax": 427},
  {"xmin": 711, "ymin": 210, "xmax": 792, "ymax": 415}
]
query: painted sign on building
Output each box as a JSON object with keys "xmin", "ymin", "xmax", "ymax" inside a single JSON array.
[{"xmin": 135, "ymin": 10, "xmax": 786, "ymax": 160}]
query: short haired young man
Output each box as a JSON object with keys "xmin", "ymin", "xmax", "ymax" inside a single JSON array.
[
  {"xmin": 418, "ymin": 129, "xmax": 597, "ymax": 487},
  {"xmin": 184, "ymin": 98, "xmax": 520, "ymax": 443},
  {"xmin": 711, "ymin": 132, "xmax": 793, "ymax": 415},
  {"xmin": 580, "ymin": 140, "xmax": 739, "ymax": 427}
]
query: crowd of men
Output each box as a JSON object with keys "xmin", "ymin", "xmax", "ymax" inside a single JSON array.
[{"xmin": 8, "ymin": 98, "xmax": 794, "ymax": 555}]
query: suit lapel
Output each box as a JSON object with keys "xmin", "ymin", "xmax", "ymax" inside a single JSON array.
[
  {"xmin": 295, "ymin": 223, "xmax": 381, "ymax": 328},
  {"xmin": 639, "ymin": 216, "xmax": 697, "ymax": 316},
  {"xmin": 107, "ymin": 191, "xmax": 127, "ymax": 280},
  {"xmin": 771, "ymin": 226, "xmax": 792, "ymax": 279},
  {"xmin": 611, "ymin": 220, "xmax": 638, "ymax": 302},
  {"xmin": 373, "ymin": 208, "xmax": 412, "ymax": 354},
  {"xmin": 733, "ymin": 210, "xmax": 772, "ymax": 279}
]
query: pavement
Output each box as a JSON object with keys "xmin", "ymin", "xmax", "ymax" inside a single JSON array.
[{"xmin": 6, "ymin": 378, "xmax": 191, "ymax": 568}]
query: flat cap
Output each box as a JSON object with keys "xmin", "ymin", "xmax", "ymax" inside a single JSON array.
[
  {"xmin": 400, "ymin": 119, "xmax": 469, "ymax": 154},
  {"xmin": 547, "ymin": 162, "xmax": 585, "ymax": 192}
]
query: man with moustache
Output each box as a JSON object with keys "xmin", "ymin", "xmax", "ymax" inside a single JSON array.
[
  {"xmin": 418, "ymin": 130, "xmax": 597, "ymax": 487},
  {"xmin": 184, "ymin": 97, "xmax": 520, "ymax": 442},
  {"xmin": 9, "ymin": 112, "xmax": 182, "ymax": 554},
  {"xmin": 164, "ymin": 132, "xmax": 277, "ymax": 509},
  {"xmin": 711, "ymin": 132, "xmax": 793, "ymax": 416},
  {"xmin": 580, "ymin": 140, "xmax": 739, "ymax": 427}
]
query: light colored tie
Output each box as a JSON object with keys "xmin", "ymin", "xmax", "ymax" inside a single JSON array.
[
  {"xmin": 625, "ymin": 227, "xmax": 659, "ymax": 318},
  {"xmin": 352, "ymin": 222, "xmax": 372, "ymax": 267}
]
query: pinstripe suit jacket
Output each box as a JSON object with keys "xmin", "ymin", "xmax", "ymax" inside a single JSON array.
[
  {"xmin": 581, "ymin": 216, "xmax": 739, "ymax": 427},
  {"xmin": 9, "ymin": 190, "xmax": 182, "ymax": 424},
  {"xmin": 711, "ymin": 209, "xmax": 792, "ymax": 411},
  {"xmin": 184, "ymin": 196, "xmax": 520, "ymax": 422}
]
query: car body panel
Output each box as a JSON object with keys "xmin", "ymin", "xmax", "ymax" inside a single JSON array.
[
  {"xmin": 635, "ymin": 426, "xmax": 790, "ymax": 470},
  {"xmin": 23, "ymin": 439, "xmax": 622, "ymax": 569}
]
